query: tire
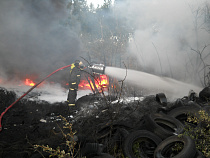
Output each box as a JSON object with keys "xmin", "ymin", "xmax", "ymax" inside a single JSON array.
[
  {"xmin": 202, "ymin": 106, "xmax": 210, "ymax": 115},
  {"xmin": 199, "ymin": 87, "xmax": 210, "ymax": 101},
  {"xmin": 123, "ymin": 130, "xmax": 162, "ymax": 158},
  {"xmin": 97, "ymin": 123, "xmax": 131, "ymax": 140},
  {"xmin": 167, "ymin": 105, "xmax": 201, "ymax": 126},
  {"xmin": 156, "ymin": 93, "xmax": 167, "ymax": 106},
  {"xmin": 154, "ymin": 135, "xmax": 196, "ymax": 158},
  {"xmin": 144, "ymin": 113, "xmax": 184, "ymax": 140},
  {"xmin": 109, "ymin": 128, "xmax": 129, "ymax": 143},
  {"xmin": 194, "ymin": 150, "xmax": 205, "ymax": 158},
  {"xmin": 98, "ymin": 127, "xmax": 129, "ymax": 154},
  {"xmin": 92, "ymin": 153, "xmax": 115, "ymax": 158},
  {"xmin": 81, "ymin": 143, "xmax": 104, "ymax": 157}
]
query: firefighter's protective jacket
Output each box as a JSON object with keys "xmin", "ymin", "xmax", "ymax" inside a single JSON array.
[{"xmin": 69, "ymin": 63, "xmax": 83, "ymax": 90}]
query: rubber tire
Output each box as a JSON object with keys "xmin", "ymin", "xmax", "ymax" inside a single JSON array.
[
  {"xmin": 154, "ymin": 135, "xmax": 196, "ymax": 158},
  {"xmin": 199, "ymin": 87, "xmax": 210, "ymax": 101},
  {"xmin": 194, "ymin": 150, "xmax": 205, "ymax": 158},
  {"xmin": 92, "ymin": 153, "xmax": 115, "ymax": 158},
  {"xmin": 156, "ymin": 93, "xmax": 167, "ymax": 106},
  {"xmin": 123, "ymin": 130, "xmax": 162, "ymax": 158},
  {"xmin": 81, "ymin": 143, "xmax": 104, "ymax": 157},
  {"xmin": 202, "ymin": 106, "xmax": 210, "ymax": 115},
  {"xmin": 144, "ymin": 113, "xmax": 184, "ymax": 140},
  {"xmin": 109, "ymin": 127, "xmax": 129, "ymax": 144},
  {"xmin": 167, "ymin": 105, "xmax": 201, "ymax": 124}
]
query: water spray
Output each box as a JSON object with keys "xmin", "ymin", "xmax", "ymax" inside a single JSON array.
[
  {"xmin": 104, "ymin": 66, "xmax": 202, "ymax": 99},
  {"xmin": 87, "ymin": 64, "xmax": 202, "ymax": 98}
]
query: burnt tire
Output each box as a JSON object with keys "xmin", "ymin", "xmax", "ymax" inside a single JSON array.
[
  {"xmin": 144, "ymin": 113, "xmax": 184, "ymax": 140},
  {"xmin": 154, "ymin": 135, "xmax": 196, "ymax": 158},
  {"xmin": 123, "ymin": 130, "xmax": 162, "ymax": 158}
]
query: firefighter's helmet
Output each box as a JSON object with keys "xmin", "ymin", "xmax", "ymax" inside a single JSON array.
[
  {"xmin": 74, "ymin": 60, "xmax": 83, "ymax": 67},
  {"xmin": 74, "ymin": 60, "xmax": 80, "ymax": 66}
]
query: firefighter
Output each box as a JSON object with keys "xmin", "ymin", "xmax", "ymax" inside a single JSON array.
[{"xmin": 67, "ymin": 60, "xmax": 84, "ymax": 106}]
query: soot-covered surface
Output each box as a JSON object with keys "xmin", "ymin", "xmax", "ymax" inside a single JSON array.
[
  {"xmin": 0, "ymin": 86, "xmax": 164, "ymax": 157},
  {"xmin": 0, "ymin": 87, "xmax": 71, "ymax": 157},
  {"xmin": 0, "ymin": 86, "xmax": 209, "ymax": 157}
]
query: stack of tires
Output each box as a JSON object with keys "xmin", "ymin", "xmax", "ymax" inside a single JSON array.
[
  {"xmin": 78, "ymin": 88, "xmax": 209, "ymax": 158},
  {"xmin": 122, "ymin": 90, "xmax": 209, "ymax": 158}
]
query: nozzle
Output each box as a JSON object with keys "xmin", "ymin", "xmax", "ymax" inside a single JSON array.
[{"xmin": 88, "ymin": 63, "xmax": 105, "ymax": 75}]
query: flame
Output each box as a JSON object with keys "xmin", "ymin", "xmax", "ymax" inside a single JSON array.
[
  {"xmin": 25, "ymin": 78, "xmax": 36, "ymax": 86},
  {"xmin": 78, "ymin": 75, "xmax": 109, "ymax": 90}
]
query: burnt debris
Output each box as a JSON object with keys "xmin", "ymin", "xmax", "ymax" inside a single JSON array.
[{"xmin": 0, "ymin": 87, "xmax": 209, "ymax": 157}]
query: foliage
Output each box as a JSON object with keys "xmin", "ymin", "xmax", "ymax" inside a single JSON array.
[
  {"xmin": 65, "ymin": 0, "xmax": 135, "ymax": 68},
  {"xmin": 132, "ymin": 141, "xmax": 143, "ymax": 158},
  {"xmin": 34, "ymin": 115, "xmax": 79, "ymax": 158},
  {"xmin": 180, "ymin": 110, "xmax": 210, "ymax": 157},
  {"xmin": 171, "ymin": 142, "xmax": 184, "ymax": 155}
]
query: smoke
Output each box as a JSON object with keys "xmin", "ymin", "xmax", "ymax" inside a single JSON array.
[
  {"xmin": 114, "ymin": 0, "xmax": 210, "ymax": 86},
  {"xmin": 1, "ymin": 0, "xmax": 209, "ymax": 90},
  {"xmin": 0, "ymin": 0, "xmax": 82, "ymax": 83}
]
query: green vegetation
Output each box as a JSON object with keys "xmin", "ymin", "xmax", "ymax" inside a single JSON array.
[
  {"xmin": 34, "ymin": 115, "xmax": 79, "ymax": 158},
  {"xmin": 180, "ymin": 110, "xmax": 210, "ymax": 157}
]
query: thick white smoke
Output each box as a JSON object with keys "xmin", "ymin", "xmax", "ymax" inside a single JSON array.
[{"xmin": 115, "ymin": 0, "xmax": 210, "ymax": 86}]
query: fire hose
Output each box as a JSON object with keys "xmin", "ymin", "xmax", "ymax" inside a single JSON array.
[
  {"xmin": 0, "ymin": 63, "xmax": 106, "ymax": 132},
  {"xmin": 0, "ymin": 64, "xmax": 72, "ymax": 132}
]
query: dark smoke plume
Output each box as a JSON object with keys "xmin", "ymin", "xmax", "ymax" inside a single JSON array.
[{"xmin": 0, "ymin": 0, "xmax": 82, "ymax": 83}]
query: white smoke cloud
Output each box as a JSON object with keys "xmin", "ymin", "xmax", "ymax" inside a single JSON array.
[{"xmin": 115, "ymin": 0, "xmax": 210, "ymax": 86}]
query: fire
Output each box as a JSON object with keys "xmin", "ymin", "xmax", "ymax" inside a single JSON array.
[
  {"xmin": 25, "ymin": 78, "xmax": 36, "ymax": 86},
  {"xmin": 98, "ymin": 75, "xmax": 108, "ymax": 87},
  {"xmin": 78, "ymin": 75, "xmax": 109, "ymax": 90}
]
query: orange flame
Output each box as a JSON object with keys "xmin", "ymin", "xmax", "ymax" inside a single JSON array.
[
  {"xmin": 78, "ymin": 75, "xmax": 109, "ymax": 90},
  {"xmin": 25, "ymin": 78, "xmax": 36, "ymax": 86}
]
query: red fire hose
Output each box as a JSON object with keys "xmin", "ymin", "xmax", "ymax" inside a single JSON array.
[{"xmin": 0, "ymin": 64, "xmax": 72, "ymax": 132}]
